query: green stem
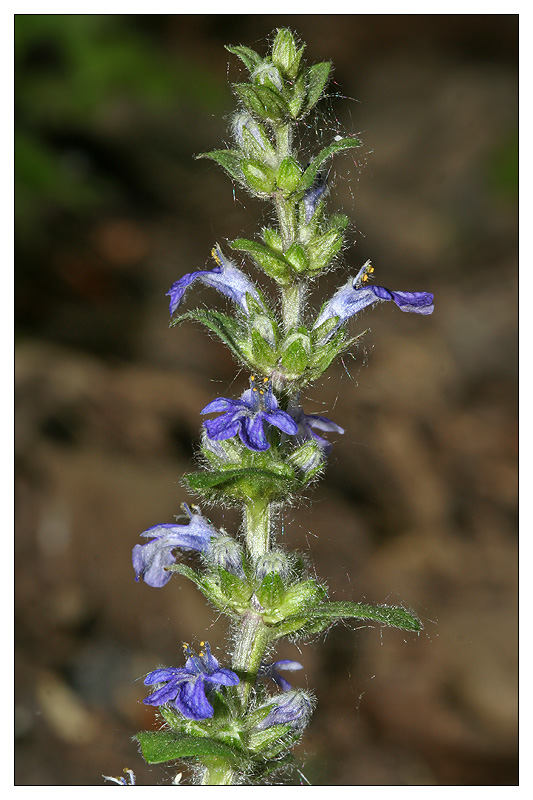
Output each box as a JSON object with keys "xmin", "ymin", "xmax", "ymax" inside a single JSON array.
[
  {"xmin": 231, "ymin": 612, "xmax": 272, "ymax": 709},
  {"xmin": 200, "ymin": 757, "xmax": 235, "ymax": 785},
  {"xmin": 281, "ymin": 281, "xmax": 306, "ymax": 333},
  {"xmin": 244, "ymin": 496, "xmax": 270, "ymax": 560}
]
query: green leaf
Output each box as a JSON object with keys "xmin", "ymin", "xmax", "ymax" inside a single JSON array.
[
  {"xmin": 256, "ymin": 572, "xmax": 286, "ymax": 609},
  {"xmin": 297, "ymin": 137, "xmax": 363, "ymax": 192},
  {"xmin": 288, "ymin": 71, "xmax": 307, "ymax": 118},
  {"xmin": 136, "ymin": 730, "xmax": 241, "ymax": 765},
  {"xmin": 307, "ymin": 229, "xmax": 344, "ymax": 274},
  {"xmin": 285, "ymin": 243, "xmax": 309, "ymax": 273},
  {"xmin": 231, "ymin": 237, "xmax": 293, "ymax": 285},
  {"xmin": 276, "ymin": 157, "xmax": 303, "ymax": 193},
  {"xmin": 225, "ymin": 44, "xmax": 263, "ymax": 73},
  {"xmin": 183, "ymin": 465, "xmax": 296, "ymax": 504},
  {"xmin": 218, "ymin": 567, "xmax": 251, "ymax": 605},
  {"xmin": 253, "ymin": 85, "xmax": 290, "ymax": 120},
  {"xmin": 280, "ymin": 337, "xmax": 310, "ymax": 376},
  {"xmin": 195, "ymin": 149, "xmax": 244, "ymax": 183},
  {"xmin": 240, "ymin": 159, "xmax": 276, "ymax": 194},
  {"xmin": 251, "ymin": 328, "xmax": 277, "ymax": 368},
  {"xmin": 168, "ymin": 564, "xmax": 227, "ymax": 608},
  {"xmin": 171, "ymin": 309, "xmax": 247, "ymax": 365},
  {"xmin": 307, "ymin": 601, "xmax": 422, "ymax": 632},
  {"xmin": 303, "ymin": 62, "xmax": 332, "ymax": 113},
  {"xmin": 233, "ymin": 83, "xmax": 289, "ymax": 122}
]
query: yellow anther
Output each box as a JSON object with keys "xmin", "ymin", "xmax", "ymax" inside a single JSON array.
[
  {"xmin": 263, "ymin": 377, "xmax": 269, "ymax": 383},
  {"xmin": 200, "ymin": 641, "xmax": 205, "ymax": 647},
  {"xmin": 182, "ymin": 642, "xmax": 189, "ymax": 649},
  {"xmin": 251, "ymin": 374, "xmax": 256, "ymax": 381},
  {"xmin": 211, "ymin": 246, "xmax": 222, "ymax": 266},
  {"xmin": 198, "ymin": 651, "xmax": 204, "ymax": 657}
]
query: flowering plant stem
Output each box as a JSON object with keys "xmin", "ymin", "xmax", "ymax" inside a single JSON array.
[{"xmin": 128, "ymin": 28, "xmax": 433, "ymax": 786}]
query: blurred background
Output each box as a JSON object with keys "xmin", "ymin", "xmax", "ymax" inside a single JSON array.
[{"xmin": 15, "ymin": 14, "xmax": 518, "ymax": 786}]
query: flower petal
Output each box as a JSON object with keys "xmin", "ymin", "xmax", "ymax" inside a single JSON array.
[
  {"xmin": 203, "ymin": 413, "xmax": 242, "ymax": 441},
  {"xmin": 370, "ymin": 286, "xmax": 434, "ymax": 314},
  {"xmin": 166, "ymin": 245, "xmax": 264, "ymax": 316},
  {"xmin": 203, "ymin": 668, "xmax": 240, "ymax": 687},
  {"xmin": 240, "ymin": 414, "xmax": 269, "ymax": 451},
  {"xmin": 263, "ymin": 409, "xmax": 299, "ymax": 435},
  {"xmin": 200, "ymin": 397, "xmax": 240, "ymax": 415},
  {"xmin": 174, "ymin": 677, "xmax": 214, "ymax": 720}
]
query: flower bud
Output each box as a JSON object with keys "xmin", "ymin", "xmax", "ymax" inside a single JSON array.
[
  {"xmin": 241, "ymin": 159, "xmax": 276, "ymax": 195},
  {"xmin": 255, "ymin": 690, "xmax": 313, "ymax": 731},
  {"xmin": 231, "ymin": 112, "xmax": 276, "ymax": 167},
  {"xmin": 255, "ymin": 550, "xmax": 290, "ymax": 581},
  {"xmin": 271, "ymin": 28, "xmax": 304, "ymax": 79},
  {"xmin": 207, "ymin": 535, "xmax": 245, "ymax": 578},
  {"xmin": 276, "ymin": 157, "xmax": 303, "ymax": 193},
  {"xmin": 287, "ymin": 440, "xmax": 324, "ymax": 478},
  {"xmin": 252, "ymin": 62, "xmax": 284, "ymax": 93}
]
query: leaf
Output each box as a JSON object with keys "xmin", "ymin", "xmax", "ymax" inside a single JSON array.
[
  {"xmin": 297, "ymin": 137, "xmax": 363, "ymax": 192},
  {"xmin": 136, "ymin": 730, "xmax": 242, "ymax": 765},
  {"xmin": 171, "ymin": 309, "xmax": 247, "ymax": 364},
  {"xmin": 195, "ymin": 149, "xmax": 244, "ymax": 183},
  {"xmin": 183, "ymin": 465, "xmax": 296, "ymax": 504},
  {"xmin": 308, "ymin": 601, "xmax": 422, "ymax": 632},
  {"xmin": 225, "ymin": 44, "xmax": 263, "ymax": 73},
  {"xmin": 231, "ymin": 237, "xmax": 293, "ymax": 284},
  {"xmin": 303, "ymin": 62, "xmax": 332, "ymax": 114},
  {"xmin": 256, "ymin": 572, "xmax": 285, "ymax": 609}
]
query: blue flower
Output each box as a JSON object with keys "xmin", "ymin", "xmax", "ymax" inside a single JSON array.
[
  {"xmin": 103, "ymin": 769, "xmax": 136, "ymax": 786},
  {"xmin": 143, "ymin": 642, "xmax": 239, "ymax": 721},
  {"xmin": 313, "ymin": 260, "xmax": 434, "ymax": 341},
  {"xmin": 256, "ymin": 690, "xmax": 313, "ymax": 731},
  {"xmin": 166, "ymin": 244, "xmax": 265, "ymax": 316},
  {"xmin": 258, "ymin": 660, "xmax": 303, "ymax": 692},
  {"xmin": 289, "ymin": 405, "xmax": 344, "ymax": 454},
  {"xmin": 302, "ymin": 173, "xmax": 328, "ymax": 224},
  {"xmin": 132, "ymin": 504, "xmax": 219, "ymax": 588},
  {"xmin": 201, "ymin": 375, "xmax": 299, "ymax": 452}
]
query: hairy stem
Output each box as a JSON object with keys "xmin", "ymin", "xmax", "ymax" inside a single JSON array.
[
  {"xmin": 200, "ymin": 757, "xmax": 235, "ymax": 785},
  {"xmin": 231, "ymin": 612, "xmax": 272, "ymax": 709},
  {"xmin": 244, "ymin": 497, "xmax": 271, "ymax": 560}
]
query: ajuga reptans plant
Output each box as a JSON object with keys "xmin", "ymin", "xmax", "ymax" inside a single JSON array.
[{"xmin": 127, "ymin": 29, "xmax": 434, "ymax": 786}]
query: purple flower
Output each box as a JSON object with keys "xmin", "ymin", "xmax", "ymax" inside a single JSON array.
[
  {"xmin": 201, "ymin": 375, "xmax": 299, "ymax": 452},
  {"xmin": 103, "ymin": 770, "xmax": 136, "ymax": 786},
  {"xmin": 132, "ymin": 504, "xmax": 219, "ymax": 588},
  {"xmin": 166, "ymin": 244, "xmax": 265, "ymax": 316},
  {"xmin": 143, "ymin": 642, "xmax": 239, "ymax": 721},
  {"xmin": 259, "ymin": 660, "xmax": 303, "ymax": 692},
  {"xmin": 256, "ymin": 690, "xmax": 313, "ymax": 731},
  {"xmin": 302, "ymin": 174, "xmax": 328, "ymax": 224},
  {"xmin": 289, "ymin": 405, "xmax": 344, "ymax": 454},
  {"xmin": 313, "ymin": 260, "xmax": 434, "ymax": 341}
]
